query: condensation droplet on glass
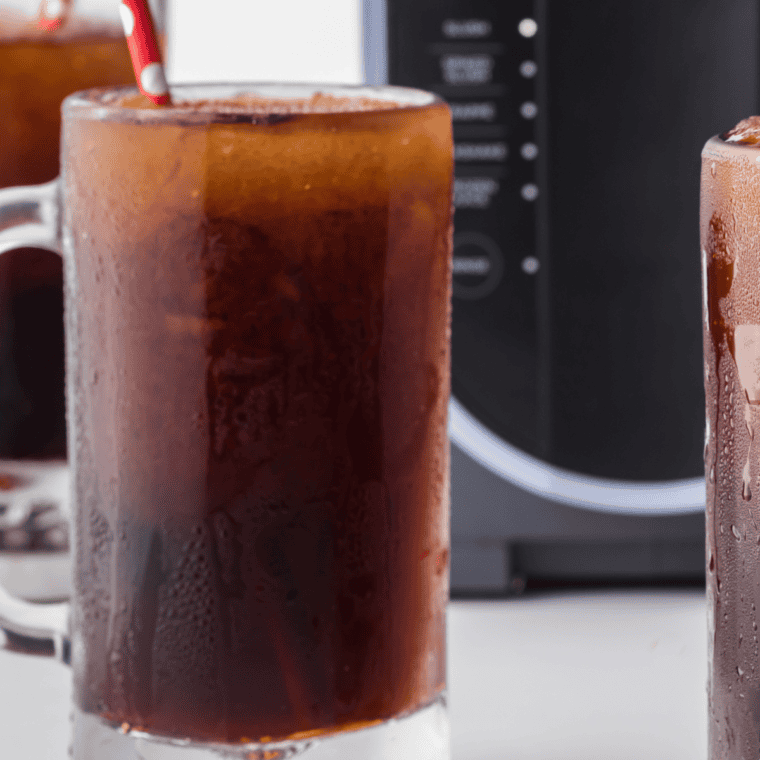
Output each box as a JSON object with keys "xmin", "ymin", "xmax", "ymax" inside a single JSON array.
[
  {"xmin": 710, "ymin": 466, "xmax": 716, "ymax": 483},
  {"xmin": 732, "ymin": 525, "xmax": 742, "ymax": 541},
  {"xmin": 743, "ymin": 462, "xmax": 752, "ymax": 501},
  {"xmin": 711, "ymin": 162, "xmax": 717, "ymax": 177}
]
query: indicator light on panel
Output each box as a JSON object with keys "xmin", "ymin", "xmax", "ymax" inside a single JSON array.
[{"xmin": 518, "ymin": 18, "xmax": 538, "ymax": 38}]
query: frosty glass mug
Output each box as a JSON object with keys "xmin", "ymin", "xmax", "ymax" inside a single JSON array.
[
  {"xmin": 0, "ymin": 83, "xmax": 453, "ymax": 759},
  {"xmin": 0, "ymin": 0, "xmax": 163, "ymax": 595},
  {"xmin": 702, "ymin": 120, "xmax": 760, "ymax": 758}
]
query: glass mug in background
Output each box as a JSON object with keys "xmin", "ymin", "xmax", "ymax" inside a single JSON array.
[
  {"xmin": 702, "ymin": 119, "xmax": 760, "ymax": 759},
  {"xmin": 0, "ymin": 83, "xmax": 453, "ymax": 759},
  {"xmin": 0, "ymin": 0, "xmax": 161, "ymax": 587}
]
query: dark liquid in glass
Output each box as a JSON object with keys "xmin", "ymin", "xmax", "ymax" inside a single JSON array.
[{"xmin": 65, "ymin": 93, "xmax": 453, "ymax": 742}]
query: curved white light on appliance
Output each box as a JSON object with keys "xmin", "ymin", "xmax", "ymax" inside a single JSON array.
[{"xmin": 448, "ymin": 396, "xmax": 706, "ymax": 516}]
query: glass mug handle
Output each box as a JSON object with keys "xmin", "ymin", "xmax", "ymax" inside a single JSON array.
[{"xmin": 0, "ymin": 178, "xmax": 70, "ymax": 663}]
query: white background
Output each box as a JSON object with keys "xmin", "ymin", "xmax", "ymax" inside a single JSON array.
[{"xmin": 167, "ymin": 0, "xmax": 363, "ymax": 85}]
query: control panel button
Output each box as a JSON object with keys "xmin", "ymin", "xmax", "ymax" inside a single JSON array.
[{"xmin": 452, "ymin": 232, "xmax": 505, "ymax": 300}]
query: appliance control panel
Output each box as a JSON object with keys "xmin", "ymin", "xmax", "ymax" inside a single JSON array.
[
  {"xmin": 389, "ymin": 0, "xmax": 758, "ymax": 483},
  {"xmin": 388, "ymin": 0, "xmax": 547, "ymax": 457}
]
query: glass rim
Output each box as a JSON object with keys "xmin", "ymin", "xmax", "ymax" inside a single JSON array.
[
  {"xmin": 62, "ymin": 82, "xmax": 445, "ymax": 125},
  {"xmin": 704, "ymin": 133, "xmax": 760, "ymax": 158}
]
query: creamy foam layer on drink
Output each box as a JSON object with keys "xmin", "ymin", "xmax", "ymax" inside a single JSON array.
[
  {"xmin": 113, "ymin": 91, "xmax": 410, "ymax": 115},
  {"xmin": 723, "ymin": 115, "xmax": 760, "ymax": 145}
]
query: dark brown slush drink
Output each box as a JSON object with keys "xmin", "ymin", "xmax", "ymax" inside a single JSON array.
[
  {"xmin": 63, "ymin": 85, "xmax": 453, "ymax": 744},
  {"xmin": 0, "ymin": 14, "xmax": 133, "ymax": 458},
  {"xmin": 702, "ymin": 119, "xmax": 760, "ymax": 759}
]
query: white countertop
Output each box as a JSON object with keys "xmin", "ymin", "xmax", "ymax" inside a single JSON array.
[
  {"xmin": 0, "ymin": 589, "xmax": 707, "ymax": 760},
  {"xmin": 449, "ymin": 590, "xmax": 707, "ymax": 760}
]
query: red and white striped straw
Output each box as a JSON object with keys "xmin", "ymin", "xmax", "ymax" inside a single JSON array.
[
  {"xmin": 36, "ymin": 0, "xmax": 73, "ymax": 31},
  {"xmin": 119, "ymin": 0, "xmax": 171, "ymax": 106}
]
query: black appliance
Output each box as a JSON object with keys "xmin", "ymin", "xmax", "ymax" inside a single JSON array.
[{"xmin": 362, "ymin": 0, "xmax": 759, "ymax": 592}]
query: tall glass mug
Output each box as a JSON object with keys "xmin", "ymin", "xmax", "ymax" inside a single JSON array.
[
  {"xmin": 0, "ymin": 0, "xmax": 161, "ymax": 594},
  {"xmin": 701, "ymin": 118, "xmax": 760, "ymax": 758},
  {"xmin": 0, "ymin": 83, "xmax": 454, "ymax": 759}
]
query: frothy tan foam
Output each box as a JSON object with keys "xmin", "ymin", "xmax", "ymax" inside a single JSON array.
[
  {"xmin": 723, "ymin": 116, "xmax": 760, "ymax": 146},
  {"xmin": 115, "ymin": 91, "xmax": 405, "ymax": 114}
]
